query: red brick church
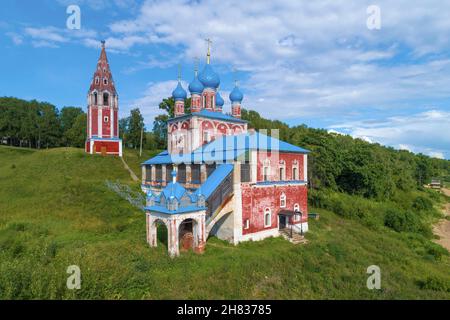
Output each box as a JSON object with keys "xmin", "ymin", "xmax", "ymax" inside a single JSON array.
[
  {"xmin": 141, "ymin": 43, "xmax": 310, "ymax": 257},
  {"xmin": 85, "ymin": 41, "xmax": 122, "ymax": 156}
]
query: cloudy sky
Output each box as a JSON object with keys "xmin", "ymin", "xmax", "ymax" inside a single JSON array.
[{"xmin": 1, "ymin": 0, "xmax": 449, "ymax": 159}]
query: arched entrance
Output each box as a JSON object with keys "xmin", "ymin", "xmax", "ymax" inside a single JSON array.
[
  {"xmin": 155, "ymin": 219, "xmax": 168, "ymax": 248},
  {"xmin": 179, "ymin": 218, "xmax": 196, "ymax": 251}
]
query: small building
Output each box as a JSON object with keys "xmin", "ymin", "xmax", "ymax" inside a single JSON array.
[
  {"xmin": 430, "ymin": 179, "xmax": 441, "ymax": 189},
  {"xmin": 142, "ymin": 46, "xmax": 310, "ymax": 257}
]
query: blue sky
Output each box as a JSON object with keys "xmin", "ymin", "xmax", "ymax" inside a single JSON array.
[{"xmin": 1, "ymin": 0, "xmax": 449, "ymax": 159}]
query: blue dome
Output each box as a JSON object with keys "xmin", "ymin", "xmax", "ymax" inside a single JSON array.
[
  {"xmin": 172, "ymin": 81, "xmax": 187, "ymax": 100},
  {"xmin": 198, "ymin": 64, "xmax": 220, "ymax": 88},
  {"xmin": 188, "ymin": 74, "xmax": 204, "ymax": 94},
  {"xmin": 229, "ymin": 85, "xmax": 243, "ymax": 103},
  {"xmin": 215, "ymin": 91, "xmax": 224, "ymax": 107}
]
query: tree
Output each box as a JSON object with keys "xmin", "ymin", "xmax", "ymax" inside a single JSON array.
[
  {"xmin": 127, "ymin": 108, "xmax": 145, "ymax": 149},
  {"xmin": 60, "ymin": 107, "xmax": 84, "ymax": 146},
  {"xmin": 64, "ymin": 113, "xmax": 86, "ymax": 147}
]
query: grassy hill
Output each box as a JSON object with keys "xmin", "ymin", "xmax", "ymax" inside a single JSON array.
[{"xmin": 1, "ymin": 145, "xmax": 450, "ymax": 299}]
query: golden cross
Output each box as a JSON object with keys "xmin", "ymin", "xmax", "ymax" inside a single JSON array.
[{"xmin": 205, "ymin": 38, "xmax": 212, "ymax": 64}]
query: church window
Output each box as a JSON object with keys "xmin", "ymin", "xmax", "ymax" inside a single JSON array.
[
  {"xmin": 103, "ymin": 93, "xmax": 109, "ymax": 105},
  {"xmin": 263, "ymin": 159, "xmax": 270, "ymax": 181},
  {"xmin": 104, "ymin": 116, "xmax": 109, "ymax": 123},
  {"xmin": 95, "ymin": 77, "xmax": 99, "ymax": 84},
  {"xmin": 280, "ymin": 193, "xmax": 286, "ymax": 208},
  {"xmin": 294, "ymin": 204, "xmax": 300, "ymax": 221},
  {"xmin": 264, "ymin": 208, "xmax": 272, "ymax": 227},
  {"xmin": 103, "ymin": 78, "xmax": 108, "ymax": 85},
  {"xmin": 93, "ymin": 92, "xmax": 98, "ymax": 105}
]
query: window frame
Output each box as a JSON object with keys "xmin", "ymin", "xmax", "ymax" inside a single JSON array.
[
  {"xmin": 280, "ymin": 193, "xmax": 286, "ymax": 208},
  {"xmin": 264, "ymin": 208, "xmax": 272, "ymax": 227}
]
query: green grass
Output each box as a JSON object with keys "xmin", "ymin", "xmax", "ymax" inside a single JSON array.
[
  {"xmin": 122, "ymin": 148, "xmax": 161, "ymax": 178},
  {"xmin": 1, "ymin": 146, "xmax": 450, "ymax": 299}
]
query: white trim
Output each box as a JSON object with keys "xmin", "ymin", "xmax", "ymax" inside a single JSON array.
[
  {"xmin": 239, "ymin": 227, "xmax": 279, "ymax": 242},
  {"xmin": 110, "ymin": 107, "xmax": 114, "ymax": 138},
  {"xmin": 98, "ymin": 108, "xmax": 103, "ymax": 138},
  {"xmin": 280, "ymin": 193, "xmax": 286, "ymax": 208},
  {"xmin": 264, "ymin": 208, "xmax": 272, "ymax": 227},
  {"xmin": 304, "ymin": 154, "xmax": 308, "ymax": 181}
]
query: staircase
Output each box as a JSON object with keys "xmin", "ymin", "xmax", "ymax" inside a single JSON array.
[
  {"xmin": 279, "ymin": 228, "xmax": 308, "ymax": 245},
  {"xmin": 205, "ymin": 193, "xmax": 234, "ymax": 239}
]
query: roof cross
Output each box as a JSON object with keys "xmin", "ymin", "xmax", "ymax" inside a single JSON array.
[{"xmin": 205, "ymin": 38, "xmax": 212, "ymax": 64}]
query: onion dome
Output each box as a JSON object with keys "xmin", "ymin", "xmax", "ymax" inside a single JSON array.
[
  {"xmin": 172, "ymin": 81, "xmax": 187, "ymax": 101},
  {"xmin": 198, "ymin": 64, "xmax": 220, "ymax": 89},
  {"xmin": 229, "ymin": 85, "xmax": 244, "ymax": 103},
  {"xmin": 215, "ymin": 91, "xmax": 224, "ymax": 107},
  {"xmin": 188, "ymin": 74, "xmax": 204, "ymax": 94}
]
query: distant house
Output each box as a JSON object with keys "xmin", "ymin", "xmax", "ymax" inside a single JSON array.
[{"xmin": 430, "ymin": 179, "xmax": 441, "ymax": 189}]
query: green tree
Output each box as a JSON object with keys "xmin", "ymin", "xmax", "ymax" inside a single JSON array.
[
  {"xmin": 64, "ymin": 113, "xmax": 87, "ymax": 147},
  {"xmin": 127, "ymin": 108, "xmax": 146, "ymax": 149}
]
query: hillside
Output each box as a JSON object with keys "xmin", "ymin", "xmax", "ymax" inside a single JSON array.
[{"xmin": 1, "ymin": 146, "xmax": 450, "ymax": 299}]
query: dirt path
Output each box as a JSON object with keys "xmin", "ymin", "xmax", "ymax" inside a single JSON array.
[
  {"xmin": 433, "ymin": 188, "xmax": 450, "ymax": 251},
  {"xmin": 120, "ymin": 157, "xmax": 139, "ymax": 182}
]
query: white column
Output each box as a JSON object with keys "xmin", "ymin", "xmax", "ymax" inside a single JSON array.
[
  {"xmin": 110, "ymin": 107, "xmax": 114, "ymax": 138},
  {"xmin": 98, "ymin": 108, "xmax": 103, "ymax": 138},
  {"xmin": 251, "ymin": 150, "xmax": 257, "ymax": 183},
  {"xmin": 89, "ymin": 107, "xmax": 92, "ymax": 138},
  {"xmin": 303, "ymin": 154, "xmax": 308, "ymax": 181},
  {"xmin": 232, "ymin": 161, "xmax": 243, "ymax": 244}
]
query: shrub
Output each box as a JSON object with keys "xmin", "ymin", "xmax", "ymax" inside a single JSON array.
[
  {"xmin": 412, "ymin": 196, "xmax": 433, "ymax": 212},
  {"xmin": 384, "ymin": 208, "xmax": 422, "ymax": 233},
  {"xmin": 417, "ymin": 277, "xmax": 450, "ymax": 292}
]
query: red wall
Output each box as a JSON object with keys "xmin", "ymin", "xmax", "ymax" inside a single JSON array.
[
  {"xmin": 91, "ymin": 108, "xmax": 98, "ymax": 136},
  {"xmin": 241, "ymin": 184, "xmax": 308, "ymax": 235},
  {"xmin": 102, "ymin": 108, "xmax": 111, "ymax": 137},
  {"xmin": 93, "ymin": 141, "xmax": 120, "ymax": 154},
  {"xmin": 257, "ymin": 152, "xmax": 305, "ymax": 182}
]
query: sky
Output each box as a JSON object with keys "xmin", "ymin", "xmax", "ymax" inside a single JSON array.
[{"xmin": 0, "ymin": 0, "xmax": 449, "ymax": 159}]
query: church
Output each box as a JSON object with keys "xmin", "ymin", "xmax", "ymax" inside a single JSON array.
[
  {"xmin": 85, "ymin": 41, "xmax": 123, "ymax": 156},
  {"xmin": 141, "ymin": 42, "xmax": 310, "ymax": 257}
]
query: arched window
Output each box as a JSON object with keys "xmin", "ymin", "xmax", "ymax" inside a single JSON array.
[
  {"xmin": 95, "ymin": 77, "xmax": 99, "ymax": 84},
  {"xmin": 103, "ymin": 78, "xmax": 108, "ymax": 85},
  {"xmin": 279, "ymin": 160, "xmax": 286, "ymax": 181},
  {"xmin": 292, "ymin": 160, "xmax": 299, "ymax": 180},
  {"xmin": 264, "ymin": 208, "xmax": 272, "ymax": 227},
  {"xmin": 263, "ymin": 159, "xmax": 270, "ymax": 182},
  {"xmin": 93, "ymin": 92, "xmax": 98, "ymax": 105},
  {"xmin": 103, "ymin": 92, "xmax": 109, "ymax": 106},
  {"xmin": 294, "ymin": 203, "xmax": 300, "ymax": 221},
  {"xmin": 280, "ymin": 193, "xmax": 286, "ymax": 208}
]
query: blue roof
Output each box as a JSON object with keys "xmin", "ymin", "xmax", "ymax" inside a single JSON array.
[
  {"xmin": 188, "ymin": 74, "xmax": 204, "ymax": 94},
  {"xmin": 172, "ymin": 81, "xmax": 187, "ymax": 100},
  {"xmin": 255, "ymin": 180, "xmax": 307, "ymax": 186},
  {"xmin": 162, "ymin": 181, "xmax": 187, "ymax": 201},
  {"xmin": 229, "ymin": 85, "xmax": 244, "ymax": 103},
  {"xmin": 168, "ymin": 109, "xmax": 248, "ymax": 124},
  {"xmin": 198, "ymin": 64, "xmax": 220, "ymax": 88},
  {"xmin": 194, "ymin": 164, "xmax": 233, "ymax": 198},
  {"xmin": 216, "ymin": 91, "xmax": 224, "ymax": 107},
  {"xmin": 142, "ymin": 132, "xmax": 309, "ymax": 166},
  {"xmin": 144, "ymin": 205, "xmax": 206, "ymax": 215}
]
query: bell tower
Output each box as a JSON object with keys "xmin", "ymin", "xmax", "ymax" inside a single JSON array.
[{"xmin": 85, "ymin": 41, "xmax": 122, "ymax": 156}]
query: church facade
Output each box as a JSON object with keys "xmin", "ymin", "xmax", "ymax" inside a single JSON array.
[
  {"xmin": 85, "ymin": 41, "xmax": 122, "ymax": 157},
  {"xmin": 142, "ymin": 46, "xmax": 310, "ymax": 257}
]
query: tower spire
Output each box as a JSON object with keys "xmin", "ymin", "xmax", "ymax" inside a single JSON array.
[
  {"xmin": 177, "ymin": 63, "xmax": 182, "ymax": 82},
  {"xmin": 205, "ymin": 38, "xmax": 212, "ymax": 64}
]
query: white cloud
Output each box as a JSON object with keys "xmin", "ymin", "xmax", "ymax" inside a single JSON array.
[{"xmin": 329, "ymin": 109, "xmax": 450, "ymax": 158}]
